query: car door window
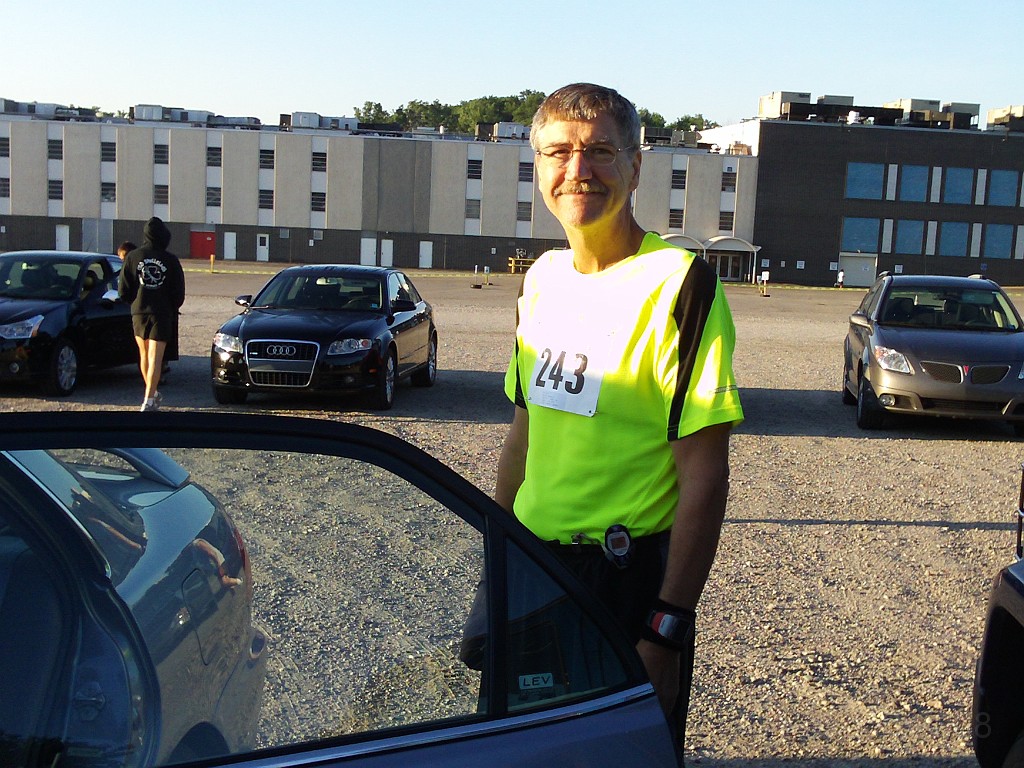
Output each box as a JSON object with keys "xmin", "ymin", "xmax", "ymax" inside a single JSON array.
[{"xmin": 165, "ymin": 448, "xmax": 487, "ymax": 751}]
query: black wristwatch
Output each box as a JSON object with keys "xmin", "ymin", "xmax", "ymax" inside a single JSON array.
[{"xmin": 642, "ymin": 602, "xmax": 696, "ymax": 651}]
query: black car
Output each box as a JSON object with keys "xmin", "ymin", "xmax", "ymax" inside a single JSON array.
[
  {"xmin": 211, "ymin": 265, "xmax": 437, "ymax": 409},
  {"xmin": 0, "ymin": 250, "xmax": 137, "ymax": 396},
  {"xmin": 974, "ymin": 465, "xmax": 1024, "ymax": 767},
  {"xmin": 843, "ymin": 273, "xmax": 1024, "ymax": 433},
  {"xmin": 0, "ymin": 411, "xmax": 677, "ymax": 768},
  {"xmin": 0, "ymin": 429, "xmax": 268, "ymax": 767}
]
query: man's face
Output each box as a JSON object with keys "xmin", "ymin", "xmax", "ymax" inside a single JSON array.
[{"xmin": 533, "ymin": 113, "xmax": 641, "ymax": 233}]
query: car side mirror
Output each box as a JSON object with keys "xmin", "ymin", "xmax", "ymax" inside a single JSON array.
[
  {"xmin": 390, "ymin": 299, "xmax": 417, "ymax": 313},
  {"xmin": 100, "ymin": 289, "xmax": 121, "ymax": 307},
  {"xmin": 235, "ymin": 295, "xmax": 253, "ymax": 308},
  {"xmin": 850, "ymin": 312, "xmax": 871, "ymax": 329}
]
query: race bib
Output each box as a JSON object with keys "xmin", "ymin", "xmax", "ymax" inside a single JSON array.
[{"xmin": 526, "ymin": 314, "xmax": 616, "ymax": 417}]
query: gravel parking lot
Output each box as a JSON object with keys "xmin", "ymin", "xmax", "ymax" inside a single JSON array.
[{"xmin": 4, "ymin": 264, "xmax": 1022, "ymax": 767}]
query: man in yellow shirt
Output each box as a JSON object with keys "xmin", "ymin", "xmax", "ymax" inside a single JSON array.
[{"xmin": 496, "ymin": 83, "xmax": 743, "ymax": 764}]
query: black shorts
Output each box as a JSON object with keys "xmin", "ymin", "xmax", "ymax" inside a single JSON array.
[{"xmin": 132, "ymin": 313, "xmax": 176, "ymax": 342}]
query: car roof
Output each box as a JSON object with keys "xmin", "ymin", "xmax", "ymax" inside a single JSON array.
[
  {"xmin": 0, "ymin": 250, "xmax": 113, "ymax": 262},
  {"xmin": 882, "ymin": 273, "xmax": 1002, "ymax": 290}
]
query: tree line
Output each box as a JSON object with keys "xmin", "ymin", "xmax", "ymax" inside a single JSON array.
[{"xmin": 352, "ymin": 90, "xmax": 719, "ymax": 134}]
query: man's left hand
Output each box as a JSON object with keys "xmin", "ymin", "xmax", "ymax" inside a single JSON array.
[{"xmin": 637, "ymin": 639, "xmax": 681, "ymax": 716}]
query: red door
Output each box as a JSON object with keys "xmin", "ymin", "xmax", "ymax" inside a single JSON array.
[{"xmin": 189, "ymin": 232, "xmax": 216, "ymax": 260}]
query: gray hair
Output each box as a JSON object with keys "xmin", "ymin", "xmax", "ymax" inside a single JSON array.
[{"xmin": 530, "ymin": 83, "xmax": 640, "ymax": 150}]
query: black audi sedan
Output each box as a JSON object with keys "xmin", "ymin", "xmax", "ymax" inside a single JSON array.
[
  {"xmin": 0, "ymin": 251, "xmax": 137, "ymax": 396},
  {"xmin": 211, "ymin": 265, "xmax": 437, "ymax": 409},
  {"xmin": 0, "ymin": 430, "xmax": 268, "ymax": 767}
]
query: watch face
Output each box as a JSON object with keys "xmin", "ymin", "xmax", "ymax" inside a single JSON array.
[{"xmin": 659, "ymin": 613, "xmax": 680, "ymax": 638}]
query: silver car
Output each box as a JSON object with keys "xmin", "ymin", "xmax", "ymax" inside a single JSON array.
[
  {"xmin": 0, "ymin": 411, "xmax": 677, "ymax": 768},
  {"xmin": 843, "ymin": 273, "xmax": 1024, "ymax": 434}
]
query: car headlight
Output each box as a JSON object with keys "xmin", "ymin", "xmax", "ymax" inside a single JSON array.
[
  {"xmin": 0, "ymin": 314, "xmax": 44, "ymax": 340},
  {"xmin": 873, "ymin": 345, "xmax": 912, "ymax": 374},
  {"xmin": 328, "ymin": 338, "xmax": 372, "ymax": 355},
  {"xmin": 213, "ymin": 332, "xmax": 243, "ymax": 354}
]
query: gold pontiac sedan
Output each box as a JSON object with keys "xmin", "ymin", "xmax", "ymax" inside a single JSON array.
[{"xmin": 843, "ymin": 273, "xmax": 1024, "ymax": 434}]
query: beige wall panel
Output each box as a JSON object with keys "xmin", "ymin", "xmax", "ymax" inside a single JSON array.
[
  {"xmin": 63, "ymin": 124, "xmax": 100, "ymax": 217},
  {"xmin": 275, "ymin": 133, "xmax": 311, "ymax": 228},
  {"xmin": 118, "ymin": 127, "xmax": 155, "ymax": 221},
  {"xmin": 169, "ymin": 129, "xmax": 206, "ymax": 223},
  {"xmin": 479, "ymin": 144, "xmax": 518, "ymax": 237},
  {"xmin": 222, "ymin": 131, "xmax": 259, "ymax": 226},
  {"xmin": 9, "ymin": 122, "xmax": 47, "ymax": 215},
  {"xmin": 734, "ymin": 157, "xmax": 758, "ymax": 241},
  {"xmin": 634, "ymin": 151, "xmax": 671, "ymax": 233},
  {"xmin": 326, "ymin": 135, "xmax": 364, "ymax": 230},
  {"xmin": 428, "ymin": 141, "xmax": 467, "ymax": 235},
  {"xmin": 683, "ymin": 154, "xmax": 723, "ymax": 240}
]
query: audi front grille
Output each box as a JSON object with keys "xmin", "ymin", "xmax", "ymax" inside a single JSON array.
[{"xmin": 244, "ymin": 339, "xmax": 319, "ymax": 388}]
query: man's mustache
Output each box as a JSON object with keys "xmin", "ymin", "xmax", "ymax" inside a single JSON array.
[{"xmin": 555, "ymin": 182, "xmax": 608, "ymax": 196}]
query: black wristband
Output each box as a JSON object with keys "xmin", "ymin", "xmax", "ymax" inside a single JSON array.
[{"xmin": 642, "ymin": 603, "xmax": 696, "ymax": 651}]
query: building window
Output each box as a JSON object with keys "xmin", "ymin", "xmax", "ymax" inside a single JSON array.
[
  {"xmin": 259, "ymin": 149, "xmax": 275, "ymax": 169},
  {"xmin": 465, "ymin": 199, "xmax": 481, "ymax": 219},
  {"xmin": 718, "ymin": 212, "xmax": 734, "ymax": 230},
  {"xmin": 206, "ymin": 147, "xmax": 222, "ymax": 167},
  {"xmin": 516, "ymin": 201, "xmax": 531, "ymax": 221},
  {"xmin": 668, "ymin": 209, "xmax": 684, "ymax": 228},
  {"xmin": 671, "ymin": 170, "xmax": 687, "ymax": 189},
  {"xmin": 154, "ymin": 144, "xmax": 169, "ymax": 164},
  {"xmin": 467, "ymin": 159, "xmax": 482, "ymax": 180},
  {"xmin": 206, "ymin": 186, "xmax": 221, "ymax": 207},
  {"xmin": 311, "ymin": 192, "xmax": 326, "ymax": 212},
  {"xmin": 983, "ymin": 224, "xmax": 1014, "ymax": 259},
  {"xmin": 153, "ymin": 184, "xmax": 168, "ymax": 205},
  {"xmin": 47, "ymin": 139, "xmax": 63, "ymax": 160},
  {"xmin": 259, "ymin": 189, "xmax": 274, "ymax": 209},
  {"xmin": 898, "ymin": 165, "xmax": 928, "ymax": 202},
  {"xmin": 845, "ymin": 162, "xmax": 884, "ymax": 200},
  {"xmin": 312, "ymin": 152, "xmax": 327, "ymax": 172},
  {"xmin": 101, "ymin": 182, "xmax": 117, "ymax": 203},
  {"xmin": 894, "ymin": 220, "xmax": 925, "ymax": 255},
  {"xmin": 988, "ymin": 170, "xmax": 1020, "ymax": 207},
  {"xmin": 47, "ymin": 180, "xmax": 63, "ymax": 200},
  {"xmin": 721, "ymin": 172, "xmax": 737, "ymax": 192},
  {"xmin": 942, "ymin": 167, "xmax": 973, "ymax": 204},
  {"xmin": 0, "ymin": 137, "xmax": 9, "ymax": 157},
  {"xmin": 938, "ymin": 221, "xmax": 969, "ymax": 257},
  {"xmin": 101, "ymin": 142, "xmax": 116, "ymax": 162},
  {"xmin": 0, "ymin": 177, "xmax": 9, "ymax": 197},
  {"xmin": 518, "ymin": 162, "xmax": 533, "ymax": 182},
  {"xmin": 841, "ymin": 217, "xmax": 880, "ymax": 252}
]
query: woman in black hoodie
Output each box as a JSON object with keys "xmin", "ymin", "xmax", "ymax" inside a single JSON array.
[{"xmin": 118, "ymin": 217, "xmax": 185, "ymax": 411}]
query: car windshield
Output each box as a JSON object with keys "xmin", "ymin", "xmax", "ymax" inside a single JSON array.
[
  {"xmin": 0, "ymin": 257, "xmax": 81, "ymax": 300},
  {"xmin": 879, "ymin": 285, "xmax": 1022, "ymax": 331},
  {"xmin": 252, "ymin": 273, "xmax": 383, "ymax": 311}
]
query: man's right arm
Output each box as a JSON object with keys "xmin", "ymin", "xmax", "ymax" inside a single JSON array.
[{"xmin": 494, "ymin": 405, "xmax": 529, "ymax": 513}]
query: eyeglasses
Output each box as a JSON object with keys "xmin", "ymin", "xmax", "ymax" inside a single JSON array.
[{"xmin": 535, "ymin": 144, "xmax": 636, "ymax": 167}]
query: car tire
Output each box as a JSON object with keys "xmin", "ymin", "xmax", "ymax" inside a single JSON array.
[
  {"xmin": 213, "ymin": 385, "xmax": 247, "ymax": 405},
  {"xmin": 856, "ymin": 375, "xmax": 885, "ymax": 430},
  {"xmin": 43, "ymin": 338, "xmax": 78, "ymax": 397},
  {"xmin": 373, "ymin": 348, "xmax": 397, "ymax": 410},
  {"xmin": 411, "ymin": 334, "xmax": 437, "ymax": 388},
  {"xmin": 842, "ymin": 357, "xmax": 857, "ymax": 405}
]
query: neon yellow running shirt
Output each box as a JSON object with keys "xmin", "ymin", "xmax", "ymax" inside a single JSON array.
[{"xmin": 505, "ymin": 233, "xmax": 743, "ymax": 543}]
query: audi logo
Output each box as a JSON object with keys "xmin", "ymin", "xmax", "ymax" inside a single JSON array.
[{"xmin": 265, "ymin": 344, "xmax": 297, "ymax": 357}]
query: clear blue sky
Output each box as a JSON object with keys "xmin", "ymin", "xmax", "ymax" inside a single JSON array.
[{"xmin": 8, "ymin": 0, "xmax": 1022, "ymax": 127}]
